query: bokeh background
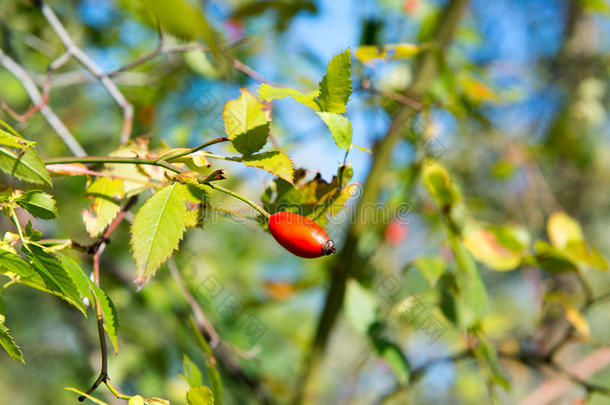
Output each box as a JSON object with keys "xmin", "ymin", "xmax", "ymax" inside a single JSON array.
[{"xmin": 1, "ymin": 0, "xmax": 610, "ymax": 404}]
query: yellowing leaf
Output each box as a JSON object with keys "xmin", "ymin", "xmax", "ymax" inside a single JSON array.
[
  {"xmin": 83, "ymin": 178, "xmax": 125, "ymax": 238},
  {"xmin": 242, "ymin": 151, "xmax": 294, "ymax": 184},
  {"xmin": 223, "ymin": 89, "xmax": 270, "ymax": 155},
  {"xmin": 258, "ymin": 84, "xmax": 319, "ymax": 110},
  {"xmin": 547, "ymin": 212, "xmax": 584, "ymax": 249},
  {"xmin": 317, "ymin": 112, "xmax": 353, "ymax": 149},
  {"xmin": 565, "ymin": 304, "xmax": 590, "ymax": 340},
  {"xmin": 459, "ymin": 76, "xmax": 501, "ymax": 103},
  {"xmin": 422, "ymin": 160, "xmax": 460, "ymax": 208},
  {"xmin": 186, "ymin": 386, "xmax": 214, "ymax": 405},
  {"xmin": 130, "ymin": 183, "xmax": 188, "ymax": 286},
  {"xmin": 354, "ymin": 43, "xmax": 420, "ymax": 64},
  {"xmin": 463, "ymin": 226, "xmax": 530, "ymax": 271}
]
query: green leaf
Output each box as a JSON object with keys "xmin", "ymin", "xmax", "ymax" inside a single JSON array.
[
  {"xmin": 345, "ymin": 279, "xmax": 377, "ymax": 334},
  {"xmin": 189, "ymin": 319, "xmax": 223, "ymax": 405},
  {"xmin": 373, "ymin": 338, "xmax": 410, "ymax": 386},
  {"xmin": 129, "ymin": 396, "xmax": 145, "ymax": 405},
  {"xmin": 0, "ymin": 248, "xmax": 34, "ymax": 277},
  {"xmin": 83, "ymin": 178, "xmax": 124, "ymax": 238},
  {"xmin": 241, "ymin": 152, "xmax": 294, "ymax": 184},
  {"xmin": 449, "ymin": 235, "xmax": 488, "ymax": 328},
  {"xmin": 23, "ymin": 245, "xmax": 86, "ymax": 315},
  {"xmin": 89, "ymin": 282, "xmax": 119, "ymax": 354},
  {"xmin": 317, "ymin": 49, "xmax": 352, "ymax": 113},
  {"xmin": 106, "ymin": 140, "xmax": 151, "ymax": 196},
  {"xmin": 422, "ymin": 160, "xmax": 460, "ymax": 209},
  {"xmin": 258, "ymin": 84, "xmax": 319, "ymax": 110},
  {"xmin": 15, "ymin": 190, "xmax": 57, "ymax": 219},
  {"xmin": 58, "ymin": 254, "xmax": 94, "ymax": 304},
  {"xmin": 0, "ymin": 319, "xmax": 24, "ymax": 363},
  {"xmin": 223, "ymin": 89, "xmax": 270, "ymax": 155},
  {"xmin": 142, "ymin": 0, "xmax": 225, "ymax": 71},
  {"xmin": 0, "ymin": 148, "xmax": 51, "ymax": 186},
  {"xmin": 462, "ymin": 225, "xmax": 530, "ymax": 271},
  {"xmin": 184, "ymin": 185, "xmax": 208, "ymax": 228},
  {"xmin": 533, "ymin": 241, "xmax": 579, "ymax": 273},
  {"xmin": 317, "ymin": 112, "xmax": 353, "ymax": 149},
  {"xmin": 547, "ymin": 211, "xmax": 584, "ymax": 249},
  {"xmin": 130, "ymin": 183, "xmax": 188, "ymax": 286},
  {"xmin": 354, "ymin": 43, "xmax": 420, "ymax": 64},
  {"xmin": 473, "ymin": 329, "xmax": 510, "ymax": 390},
  {"xmin": 412, "ymin": 256, "xmax": 446, "ymax": 286},
  {"xmin": 0, "ymin": 129, "xmax": 35, "ymax": 149},
  {"xmin": 179, "ymin": 355, "xmax": 204, "ymax": 388},
  {"xmin": 186, "ymin": 386, "xmax": 214, "ymax": 405}
]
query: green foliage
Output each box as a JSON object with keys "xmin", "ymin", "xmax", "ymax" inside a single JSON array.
[
  {"xmin": 317, "ymin": 49, "xmax": 352, "ymax": 113},
  {"xmin": 179, "ymin": 355, "xmax": 204, "ymax": 388},
  {"xmin": 316, "ymin": 112, "xmax": 353, "ymax": 149},
  {"xmin": 186, "ymin": 386, "xmax": 214, "ymax": 405},
  {"xmin": 0, "ymin": 318, "xmax": 24, "ymax": 363},
  {"xmin": 258, "ymin": 85, "xmax": 319, "ymax": 110},
  {"xmin": 23, "ymin": 245, "xmax": 87, "ymax": 316},
  {"xmin": 15, "ymin": 190, "xmax": 57, "ymax": 220},
  {"xmin": 83, "ymin": 178, "xmax": 125, "ymax": 237},
  {"xmin": 0, "ymin": 148, "xmax": 51, "ymax": 186},
  {"xmin": 372, "ymin": 337, "xmax": 410, "ymax": 386},
  {"xmin": 410, "ymin": 256, "xmax": 446, "ymax": 286},
  {"xmin": 130, "ymin": 183, "xmax": 188, "ymax": 286},
  {"xmin": 241, "ymin": 151, "xmax": 294, "ymax": 184},
  {"xmin": 90, "ymin": 282, "xmax": 120, "ymax": 355},
  {"xmin": 223, "ymin": 89, "xmax": 270, "ymax": 155},
  {"xmin": 354, "ymin": 43, "xmax": 421, "ymax": 64}
]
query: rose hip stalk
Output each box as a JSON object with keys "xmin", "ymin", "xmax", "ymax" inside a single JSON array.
[{"xmin": 268, "ymin": 212, "xmax": 337, "ymax": 258}]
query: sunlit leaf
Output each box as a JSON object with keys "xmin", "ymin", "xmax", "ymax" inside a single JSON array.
[
  {"xmin": 0, "ymin": 129, "xmax": 35, "ymax": 149},
  {"xmin": 131, "ymin": 183, "xmax": 188, "ymax": 286},
  {"xmin": 463, "ymin": 225, "xmax": 530, "ymax": 271},
  {"xmin": 23, "ymin": 245, "xmax": 86, "ymax": 315},
  {"xmin": 412, "ymin": 256, "xmax": 446, "ymax": 286},
  {"xmin": 354, "ymin": 43, "xmax": 420, "ymax": 64},
  {"xmin": 83, "ymin": 178, "xmax": 124, "ymax": 238},
  {"xmin": 58, "ymin": 254, "xmax": 94, "ymax": 304},
  {"xmin": 179, "ymin": 355, "xmax": 204, "ymax": 388},
  {"xmin": 129, "ymin": 396, "xmax": 145, "ymax": 405},
  {"xmin": 258, "ymin": 84, "xmax": 319, "ymax": 110},
  {"xmin": 0, "ymin": 148, "xmax": 51, "ymax": 186},
  {"xmin": 186, "ymin": 386, "xmax": 214, "ymax": 405},
  {"xmin": 547, "ymin": 211, "xmax": 584, "ymax": 249},
  {"xmin": 422, "ymin": 160, "xmax": 460, "ymax": 209},
  {"xmin": 223, "ymin": 89, "xmax": 270, "ymax": 155},
  {"xmin": 242, "ymin": 151, "xmax": 294, "ymax": 184},
  {"xmin": 0, "ymin": 319, "xmax": 24, "ymax": 363},
  {"xmin": 318, "ymin": 49, "xmax": 352, "ymax": 113},
  {"xmin": 15, "ymin": 190, "xmax": 57, "ymax": 220},
  {"xmin": 317, "ymin": 112, "xmax": 352, "ymax": 149}
]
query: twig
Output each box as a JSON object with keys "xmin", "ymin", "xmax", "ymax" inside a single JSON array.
[
  {"xmin": 79, "ymin": 196, "xmax": 137, "ymax": 401},
  {"xmin": 39, "ymin": 1, "xmax": 133, "ymax": 143},
  {"xmin": 0, "ymin": 47, "xmax": 86, "ymax": 156},
  {"xmin": 168, "ymin": 259, "xmax": 220, "ymax": 347}
]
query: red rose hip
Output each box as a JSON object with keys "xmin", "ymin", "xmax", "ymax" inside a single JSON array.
[{"xmin": 268, "ymin": 212, "xmax": 337, "ymax": 258}]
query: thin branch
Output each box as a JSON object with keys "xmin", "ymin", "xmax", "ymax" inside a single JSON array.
[
  {"xmin": 39, "ymin": 1, "xmax": 133, "ymax": 143},
  {"xmin": 167, "ymin": 258, "xmax": 220, "ymax": 347},
  {"xmin": 79, "ymin": 196, "xmax": 137, "ymax": 401},
  {"xmin": 0, "ymin": 48, "xmax": 86, "ymax": 156}
]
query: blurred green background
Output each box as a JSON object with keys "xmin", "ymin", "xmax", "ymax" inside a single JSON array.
[{"xmin": 1, "ymin": 0, "xmax": 610, "ymax": 404}]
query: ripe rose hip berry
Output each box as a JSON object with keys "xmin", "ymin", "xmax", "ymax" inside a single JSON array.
[{"xmin": 268, "ymin": 212, "xmax": 337, "ymax": 258}]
